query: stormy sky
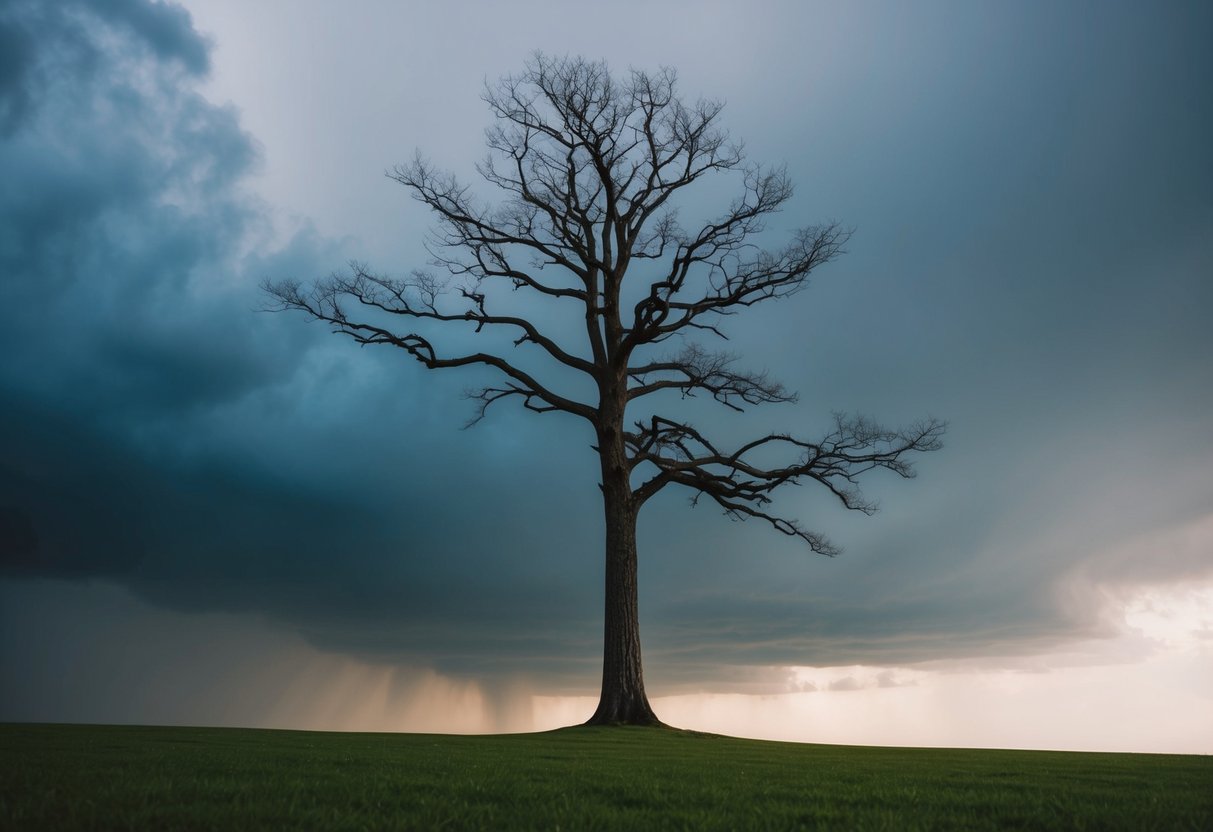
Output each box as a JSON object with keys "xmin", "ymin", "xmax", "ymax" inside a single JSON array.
[{"xmin": 1, "ymin": 0, "xmax": 1210, "ymax": 751}]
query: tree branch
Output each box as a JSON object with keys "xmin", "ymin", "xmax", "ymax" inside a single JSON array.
[
  {"xmin": 628, "ymin": 413, "xmax": 946, "ymax": 554},
  {"xmin": 262, "ymin": 275, "xmax": 596, "ymax": 423},
  {"xmin": 263, "ymin": 54, "xmax": 943, "ymax": 556},
  {"xmin": 627, "ymin": 343, "xmax": 795, "ymax": 410}
]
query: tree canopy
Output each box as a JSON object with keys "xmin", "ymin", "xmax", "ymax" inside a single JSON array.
[{"xmin": 266, "ymin": 54, "xmax": 944, "ymax": 724}]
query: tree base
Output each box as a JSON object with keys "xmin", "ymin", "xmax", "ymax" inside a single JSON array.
[{"xmin": 583, "ymin": 696, "xmax": 665, "ymax": 727}]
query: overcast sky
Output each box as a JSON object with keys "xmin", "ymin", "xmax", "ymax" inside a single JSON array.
[{"xmin": 1, "ymin": 0, "xmax": 1210, "ymax": 752}]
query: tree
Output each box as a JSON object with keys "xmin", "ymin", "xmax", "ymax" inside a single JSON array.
[{"xmin": 265, "ymin": 54, "xmax": 944, "ymax": 726}]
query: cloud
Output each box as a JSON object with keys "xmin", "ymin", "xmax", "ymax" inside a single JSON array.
[
  {"xmin": 91, "ymin": 0, "xmax": 211, "ymax": 74},
  {"xmin": 0, "ymin": 0, "xmax": 343, "ymax": 587},
  {"xmin": 875, "ymin": 670, "xmax": 911, "ymax": 689},
  {"xmin": 0, "ymin": 0, "xmax": 611, "ymax": 682},
  {"xmin": 0, "ymin": 1, "xmax": 208, "ymax": 138},
  {"xmin": 0, "ymin": 0, "xmax": 587, "ymax": 631},
  {"xmin": 0, "ymin": 579, "xmax": 535, "ymax": 733},
  {"xmin": 1, "ymin": 0, "xmax": 1211, "ymax": 719}
]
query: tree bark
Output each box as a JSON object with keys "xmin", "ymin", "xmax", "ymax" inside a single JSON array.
[{"xmin": 584, "ymin": 407, "xmax": 662, "ymax": 726}]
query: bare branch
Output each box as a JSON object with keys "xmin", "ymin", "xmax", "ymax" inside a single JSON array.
[
  {"xmin": 265, "ymin": 53, "xmax": 941, "ymax": 556},
  {"xmin": 630, "ymin": 210, "xmax": 851, "ymax": 347},
  {"xmin": 628, "ymin": 414, "xmax": 946, "ymax": 554},
  {"xmin": 627, "ymin": 343, "xmax": 795, "ymax": 410},
  {"xmin": 390, "ymin": 156, "xmax": 594, "ymax": 295},
  {"xmin": 463, "ymin": 383, "xmax": 565, "ymax": 428},
  {"xmin": 262, "ymin": 275, "xmax": 596, "ymax": 424}
]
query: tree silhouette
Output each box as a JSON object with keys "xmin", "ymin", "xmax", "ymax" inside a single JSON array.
[{"xmin": 265, "ymin": 54, "xmax": 944, "ymax": 726}]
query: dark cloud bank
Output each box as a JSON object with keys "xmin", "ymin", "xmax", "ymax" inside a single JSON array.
[{"xmin": 2, "ymin": 0, "xmax": 1212, "ymax": 717}]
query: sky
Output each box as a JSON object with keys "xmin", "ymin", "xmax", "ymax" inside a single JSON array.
[{"xmin": 1, "ymin": 0, "xmax": 1211, "ymax": 753}]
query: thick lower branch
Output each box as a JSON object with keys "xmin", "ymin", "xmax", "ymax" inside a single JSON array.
[{"xmin": 628, "ymin": 413, "xmax": 946, "ymax": 552}]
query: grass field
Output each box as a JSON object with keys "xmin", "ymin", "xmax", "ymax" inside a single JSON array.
[{"xmin": 1, "ymin": 723, "xmax": 1209, "ymax": 830}]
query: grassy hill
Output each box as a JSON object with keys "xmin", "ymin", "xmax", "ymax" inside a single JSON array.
[{"xmin": 1, "ymin": 723, "xmax": 1209, "ymax": 830}]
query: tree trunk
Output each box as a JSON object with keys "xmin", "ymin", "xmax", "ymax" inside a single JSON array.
[{"xmin": 584, "ymin": 415, "xmax": 662, "ymax": 727}]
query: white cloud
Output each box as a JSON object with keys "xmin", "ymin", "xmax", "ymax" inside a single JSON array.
[{"xmin": 536, "ymin": 579, "xmax": 1213, "ymax": 753}]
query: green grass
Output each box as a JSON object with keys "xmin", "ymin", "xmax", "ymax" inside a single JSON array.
[{"xmin": 1, "ymin": 723, "xmax": 1209, "ymax": 830}]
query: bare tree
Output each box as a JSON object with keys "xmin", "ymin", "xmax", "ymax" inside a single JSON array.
[{"xmin": 265, "ymin": 55, "xmax": 944, "ymax": 726}]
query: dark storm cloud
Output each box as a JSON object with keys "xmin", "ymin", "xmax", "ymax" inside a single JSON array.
[
  {"xmin": 90, "ymin": 0, "xmax": 211, "ymax": 73},
  {"xmin": 0, "ymin": 1, "xmax": 349, "ymax": 581},
  {"xmin": 0, "ymin": 9, "xmax": 36, "ymax": 134},
  {"xmin": 2, "ymin": 0, "xmax": 1212, "ymax": 706},
  {"xmin": 0, "ymin": 0, "xmax": 602, "ymax": 676},
  {"xmin": 0, "ymin": 1, "xmax": 614, "ymax": 686},
  {"xmin": 0, "ymin": 0, "xmax": 206, "ymax": 135}
]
